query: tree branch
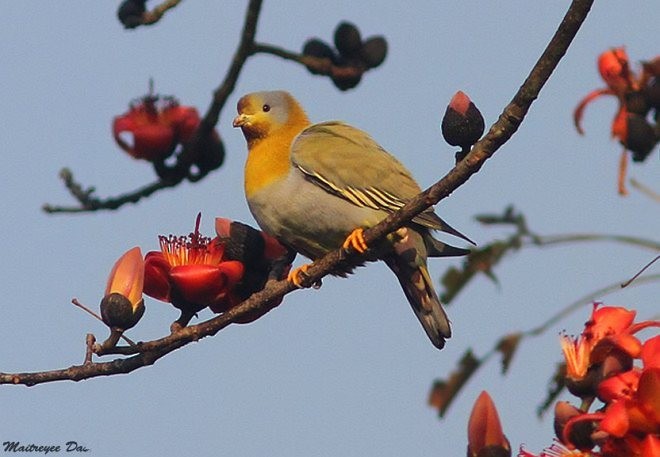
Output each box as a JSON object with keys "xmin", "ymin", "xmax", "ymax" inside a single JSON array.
[
  {"xmin": 43, "ymin": 0, "xmax": 264, "ymax": 214},
  {"xmin": 6, "ymin": 0, "xmax": 595, "ymax": 386},
  {"xmin": 141, "ymin": 0, "xmax": 183, "ymax": 26},
  {"xmin": 252, "ymin": 42, "xmax": 364, "ymax": 80}
]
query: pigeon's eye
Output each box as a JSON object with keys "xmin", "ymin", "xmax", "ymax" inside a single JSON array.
[{"xmin": 262, "ymin": 104, "xmax": 271, "ymax": 112}]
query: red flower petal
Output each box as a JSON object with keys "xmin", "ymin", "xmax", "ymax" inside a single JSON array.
[
  {"xmin": 573, "ymin": 88, "xmax": 614, "ymax": 135},
  {"xmin": 598, "ymin": 47, "xmax": 634, "ymax": 94},
  {"xmin": 214, "ymin": 217, "xmax": 232, "ymax": 238},
  {"xmin": 169, "ymin": 261, "xmax": 244, "ymax": 306},
  {"xmin": 131, "ymin": 123, "xmax": 175, "ymax": 160},
  {"xmin": 637, "ymin": 367, "xmax": 660, "ymax": 424},
  {"xmin": 467, "ymin": 391, "xmax": 509, "ymax": 456},
  {"xmin": 642, "ymin": 335, "xmax": 660, "ymax": 369},
  {"xmin": 641, "ymin": 434, "xmax": 660, "ymax": 457},
  {"xmin": 261, "ymin": 232, "xmax": 288, "ymax": 260},
  {"xmin": 600, "ymin": 400, "xmax": 630, "ymax": 437},
  {"xmin": 163, "ymin": 105, "xmax": 200, "ymax": 142},
  {"xmin": 143, "ymin": 251, "xmax": 173, "ymax": 302},
  {"xmin": 611, "ymin": 106, "xmax": 629, "ymax": 143},
  {"xmin": 448, "ymin": 91, "xmax": 471, "ymax": 116},
  {"xmin": 585, "ymin": 305, "xmax": 636, "ymax": 341},
  {"xmin": 105, "ymin": 246, "xmax": 144, "ymax": 310},
  {"xmin": 597, "ymin": 369, "xmax": 640, "ymax": 402},
  {"xmin": 609, "ymin": 333, "xmax": 643, "ymax": 358}
]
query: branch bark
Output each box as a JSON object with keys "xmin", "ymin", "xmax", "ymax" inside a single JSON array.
[{"xmin": 5, "ymin": 0, "xmax": 594, "ymax": 386}]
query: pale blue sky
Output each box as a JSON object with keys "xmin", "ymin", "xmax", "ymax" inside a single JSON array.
[{"xmin": 1, "ymin": 2, "xmax": 657, "ymax": 456}]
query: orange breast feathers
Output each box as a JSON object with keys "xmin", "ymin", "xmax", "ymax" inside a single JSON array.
[{"xmin": 244, "ymin": 121, "xmax": 309, "ymax": 198}]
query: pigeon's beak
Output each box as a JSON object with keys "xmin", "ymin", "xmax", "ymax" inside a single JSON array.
[{"xmin": 232, "ymin": 114, "xmax": 250, "ymax": 128}]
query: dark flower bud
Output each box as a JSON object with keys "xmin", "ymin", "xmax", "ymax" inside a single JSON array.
[
  {"xmin": 332, "ymin": 73, "xmax": 362, "ymax": 91},
  {"xmin": 194, "ymin": 131, "xmax": 225, "ymax": 173},
  {"xmin": 625, "ymin": 113, "xmax": 657, "ymax": 162},
  {"xmin": 553, "ymin": 401, "xmax": 581, "ymax": 441},
  {"xmin": 554, "ymin": 403, "xmax": 596, "ymax": 450},
  {"xmin": 360, "ymin": 36, "xmax": 388, "ymax": 69},
  {"xmin": 624, "ymin": 91, "xmax": 650, "ymax": 116},
  {"xmin": 330, "ymin": 57, "xmax": 363, "ymax": 91},
  {"xmin": 117, "ymin": 0, "xmax": 146, "ymax": 29},
  {"xmin": 303, "ymin": 38, "xmax": 336, "ymax": 60},
  {"xmin": 100, "ymin": 292, "xmax": 145, "ymax": 331},
  {"xmin": 442, "ymin": 91, "xmax": 485, "ymax": 152},
  {"xmin": 643, "ymin": 78, "xmax": 660, "ymax": 111},
  {"xmin": 302, "ymin": 39, "xmax": 337, "ymax": 75},
  {"xmin": 334, "ymin": 22, "xmax": 362, "ymax": 58}
]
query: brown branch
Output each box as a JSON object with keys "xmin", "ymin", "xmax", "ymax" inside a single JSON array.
[
  {"xmin": 7, "ymin": 0, "xmax": 594, "ymax": 386},
  {"xmin": 252, "ymin": 42, "xmax": 364, "ymax": 80},
  {"xmin": 141, "ymin": 0, "xmax": 182, "ymax": 26},
  {"xmin": 200, "ymin": 0, "xmax": 263, "ymax": 134},
  {"xmin": 42, "ymin": 169, "xmax": 176, "ymax": 213},
  {"xmin": 43, "ymin": 0, "xmax": 264, "ymax": 214}
]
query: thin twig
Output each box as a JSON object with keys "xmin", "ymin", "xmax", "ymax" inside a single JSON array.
[
  {"xmin": 43, "ymin": 172, "xmax": 174, "ymax": 213},
  {"xmin": 71, "ymin": 298, "xmax": 137, "ymax": 347},
  {"xmin": 252, "ymin": 42, "xmax": 364, "ymax": 79},
  {"xmin": 528, "ymin": 233, "xmax": 660, "ymax": 251},
  {"xmin": 526, "ymin": 273, "xmax": 660, "ymax": 336},
  {"xmin": 630, "ymin": 178, "xmax": 660, "ymax": 202},
  {"xmin": 621, "ymin": 255, "xmax": 660, "ymax": 288},
  {"xmin": 142, "ymin": 0, "xmax": 182, "ymax": 26},
  {"xmin": 5, "ymin": 0, "xmax": 595, "ymax": 386}
]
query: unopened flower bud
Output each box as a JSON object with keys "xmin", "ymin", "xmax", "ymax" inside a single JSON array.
[
  {"xmin": 360, "ymin": 36, "xmax": 387, "ymax": 69},
  {"xmin": 100, "ymin": 292, "xmax": 145, "ymax": 331},
  {"xmin": 442, "ymin": 91, "xmax": 485, "ymax": 154},
  {"xmin": 334, "ymin": 22, "xmax": 362, "ymax": 58},
  {"xmin": 302, "ymin": 39, "xmax": 337, "ymax": 75},
  {"xmin": 117, "ymin": 0, "xmax": 146, "ymax": 29},
  {"xmin": 467, "ymin": 391, "xmax": 511, "ymax": 457},
  {"xmin": 625, "ymin": 113, "xmax": 657, "ymax": 162}
]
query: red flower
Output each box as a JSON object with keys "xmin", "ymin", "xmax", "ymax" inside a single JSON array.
[
  {"xmin": 573, "ymin": 48, "xmax": 659, "ymax": 195},
  {"xmin": 143, "ymin": 214, "xmax": 243, "ymax": 316},
  {"xmin": 574, "ymin": 48, "xmax": 635, "ymax": 137},
  {"xmin": 560, "ymin": 304, "xmax": 660, "ymax": 403},
  {"xmin": 599, "ymin": 367, "xmax": 660, "ymax": 438},
  {"xmin": 113, "ymin": 86, "xmax": 201, "ymax": 162}
]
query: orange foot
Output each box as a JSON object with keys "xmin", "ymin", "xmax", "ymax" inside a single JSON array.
[
  {"xmin": 342, "ymin": 228, "xmax": 368, "ymax": 253},
  {"xmin": 287, "ymin": 264, "xmax": 311, "ymax": 288}
]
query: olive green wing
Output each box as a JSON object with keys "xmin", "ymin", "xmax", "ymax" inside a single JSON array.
[{"xmin": 290, "ymin": 121, "xmax": 472, "ymax": 243}]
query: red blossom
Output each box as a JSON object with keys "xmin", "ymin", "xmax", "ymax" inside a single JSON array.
[
  {"xmin": 143, "ymin": 214, "xmax": 243, "ymax": 314},
  {"xmin": 112, "ymin": 87, "xmax": 201, "ymax": 161},
  {"xmin": 573, "ymin": 48, "xmax": 659, "ymax": 195},
  {"xmin": 560, "ymin": 304, "xmax": 643, "ymax": 385},
  {"xmin": 598, "ymin": 47, "xmax": 635, "ymax": 94}
]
